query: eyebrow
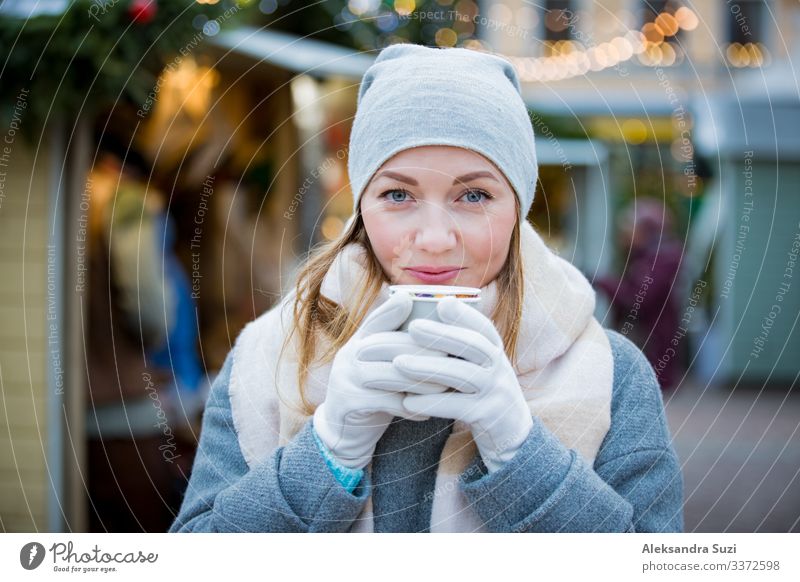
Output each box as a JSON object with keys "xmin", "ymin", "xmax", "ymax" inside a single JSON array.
[{"xmin": 375, "ymin": 170, "xmax": 499, "ymax": 186}]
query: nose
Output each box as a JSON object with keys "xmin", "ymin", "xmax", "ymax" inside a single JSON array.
[{"xmin": 412, "ymin": 205, "xmax": 457, "ymax": 253}]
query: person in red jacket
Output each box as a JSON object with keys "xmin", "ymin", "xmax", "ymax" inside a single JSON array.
[{"xmin": 596, "ymin": 199, "xmax": 685, "ymax": 391}]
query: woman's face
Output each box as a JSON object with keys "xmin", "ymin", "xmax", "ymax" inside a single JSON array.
[{"xmin": 360, "ymin": 146, "xmax": 518, "ymax": 287}]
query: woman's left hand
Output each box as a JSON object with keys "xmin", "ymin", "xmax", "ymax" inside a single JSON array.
[{"xmin": 393, "ymin": 296, "xmax": 534, "ymax": 472}]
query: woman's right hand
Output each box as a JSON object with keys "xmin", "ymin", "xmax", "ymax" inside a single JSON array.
[{"xmin": 312, "ymin": 291, "xmax": 448, "ymax": 469}]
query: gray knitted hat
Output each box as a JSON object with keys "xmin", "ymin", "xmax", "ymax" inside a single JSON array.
[{"xmin": 348, "ymin": 43, "xmax": 538, "ymax": 221}]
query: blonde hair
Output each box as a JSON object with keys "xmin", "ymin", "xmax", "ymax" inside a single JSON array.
[{"xmin": 278, "ymin": 202, "xmax": 525, "ymax": 417}]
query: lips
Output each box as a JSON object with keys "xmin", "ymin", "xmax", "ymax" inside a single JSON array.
[
  {"xmin": 407, "ymin": 265, "xmax": 462, "ymax": 274},
  {"xmin": 404, "ymin": 266, "xmax": 464, "ymax": 283}
]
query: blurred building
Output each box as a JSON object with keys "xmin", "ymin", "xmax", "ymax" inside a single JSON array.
[
  {"xmin": 479, "ymin": 0, "xmax": 799, "ymax": 386},
  {"xmin": 0, "ymin": 24, "xmax": 373, "ymax": 532}
]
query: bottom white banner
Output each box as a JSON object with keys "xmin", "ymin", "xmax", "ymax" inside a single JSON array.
[{"xmin": 1, "ymin": 533, "xmax": 797, "ymax": 580}]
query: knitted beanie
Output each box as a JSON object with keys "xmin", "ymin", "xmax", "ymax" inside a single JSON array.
[{"xmin": 347, "ymin": 43, "xmax": 538, "ymax": 221}]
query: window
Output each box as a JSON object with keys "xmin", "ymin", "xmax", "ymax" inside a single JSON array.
[
  {"xmin": 640, "ymin": 1, "xmax": 684, "ymax": 43},
  {"xmin": 727, "ymin": 0, "xmax": 764, "ymax": 44},
  {"xmin": 541, "ymin": 0, "xmax": 578, "ymax": 56},
  {"xmin": 637, "ymin": 0, "xmax": 687, "ymax": 66},
  {"xmin": 544, "ymin": 0, "xmax": 574, "ymax": 42},
  {"xmin": 724, "ymin": 0, "xmax": 769, "ymax": 67}
]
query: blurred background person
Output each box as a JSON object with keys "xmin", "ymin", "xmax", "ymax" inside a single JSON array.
[
  {"xmin": 596, "ymin": 198, "xmax": 685, "ymax": 391},
  {"xmin": 85, "ymin": 131, "xmax": 207, "ymax": 531}
]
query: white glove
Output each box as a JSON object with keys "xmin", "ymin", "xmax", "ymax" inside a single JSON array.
[
  {"xmin": 313, "ymin": 291, "xmax": 450, "ymax": 469},
  {"xmin": 393, "ymin": 296, "xmax": 534, "ymax": 473}
]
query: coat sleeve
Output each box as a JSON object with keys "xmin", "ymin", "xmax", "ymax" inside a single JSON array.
[
  {"xmin": 457, "ymin": 329, "xmax": 684, "ymax": 533},
  {"xmin": 168, "ymin": 351, "xmax": 371, "ymax": 532}
]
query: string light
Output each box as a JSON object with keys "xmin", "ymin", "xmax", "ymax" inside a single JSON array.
[
  {"xmin": 386, "ymin": 5, "xmax": 765, "ymax": 77},
  {"xmin": 726, "ymin": 42, "xmax": 771, "ymax": 67},
  {"xmin": 465, "ymin": 7, "xmax": 705, "ymax": 82}
]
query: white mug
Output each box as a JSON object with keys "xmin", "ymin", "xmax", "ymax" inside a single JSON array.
[{"xmin": 388, "ymin": 285, "xmax": 481, "ymax": 333}]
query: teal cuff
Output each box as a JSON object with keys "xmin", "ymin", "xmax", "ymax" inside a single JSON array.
[{"xmin": 311, "ymin": 426, "xmax": 364, "ymax": 494}]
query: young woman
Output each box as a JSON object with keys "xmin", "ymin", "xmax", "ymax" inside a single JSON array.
[{"xmin": 169, "ymin": 43, "xmax": 684, "ymax": 533}]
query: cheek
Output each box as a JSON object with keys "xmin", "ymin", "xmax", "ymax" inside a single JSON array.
[
  {"xmin": 363, "ymin": 213, "xmax": 412, "ymax": 276},
  {"xmin": 465, "ymin": 223, "xmax": 512, "ymax": 284}
]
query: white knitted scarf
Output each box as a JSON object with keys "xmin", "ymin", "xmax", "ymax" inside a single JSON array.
[{"xmin": 228, "ymin": 219, "xmax": 613, "ymax": 532}]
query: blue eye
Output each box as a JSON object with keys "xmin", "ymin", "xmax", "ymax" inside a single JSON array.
[
  {"xmin": 387, "ymin": 189, "xmax": 408, "ymax": 203},
  {"xmin": 462, "ymin": 189, "xmax": 493, "ymax": 203},
  {"xmin": 377, "ymin": 189, "xmax": 413, "ymax": 204}
]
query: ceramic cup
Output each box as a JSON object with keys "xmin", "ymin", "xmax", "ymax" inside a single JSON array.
[{"xmin": 388, "ymin": 285, "xmax": 482, "ymax": 332}]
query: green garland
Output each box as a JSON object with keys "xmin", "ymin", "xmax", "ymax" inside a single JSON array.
[
  {"xmin": 0, "ymin": 0, "xmax": 252, "ymax": 142},
  {"xmin": 263, "ymin": 0, "xmax": 470, "ymax": 52}
]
